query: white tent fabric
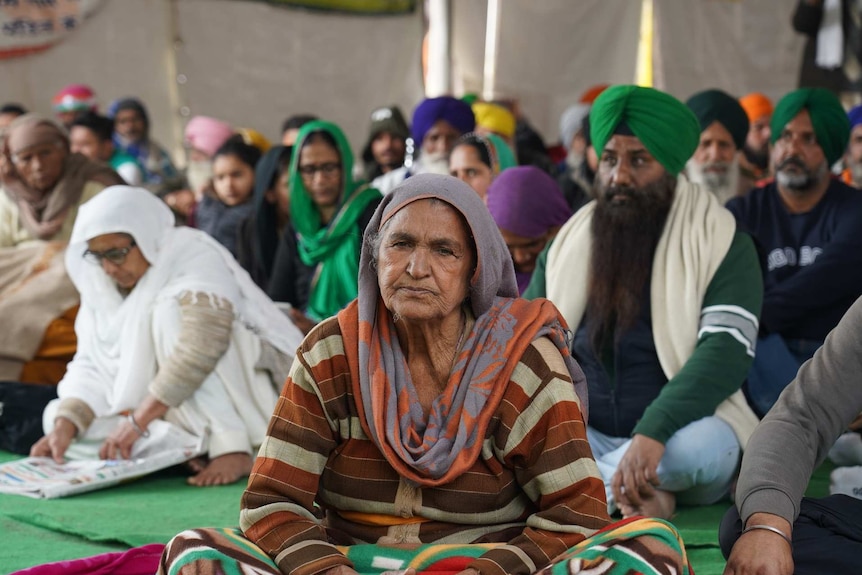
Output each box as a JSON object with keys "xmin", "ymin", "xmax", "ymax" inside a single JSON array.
[
  {"xmin": 451, "ymin": 0, "xmax": 642, "ymax": 144},
  {"xmin": 0, "ymin": 0, "xmax": 424, "ymax": 163},
  {"xmin": 0, "ymin": 1, "xmax": 176, "ymax": 154},
  {"xmin": 174, "ymin": 0, "xmax": 425, "ymax": 154},
  {"xmin": 0, "ymin": 0, "xmax": 807, "ymax": 158},
  {"xmin": 653, "ymin": 0, "xmax": 804, "ymax": 102}
]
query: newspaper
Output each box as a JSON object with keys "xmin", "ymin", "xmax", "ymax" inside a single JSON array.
[{"xmin": 0, "ymin": 420, "xmax": 205, "ymax": 499}]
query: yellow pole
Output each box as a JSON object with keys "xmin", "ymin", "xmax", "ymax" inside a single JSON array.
[{"xmin": 635, "ymin": 0, "xmax": 654, "ymax": 87}]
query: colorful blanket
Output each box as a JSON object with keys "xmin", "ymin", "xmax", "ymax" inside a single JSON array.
[
  {"xmin": 538, "ymin": 517, "xmax": 691, "ymax": 575},
  {"xmin": 11, "ymin": 544, "xmax": 164, "ymax": 575},
  {"xmin": 159, "ymin": 518, "xmax": 690, "ymax": 575}
]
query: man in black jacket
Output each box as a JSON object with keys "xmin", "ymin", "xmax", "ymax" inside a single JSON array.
[{"xmin": 793, "ymin": 0, "xmax": 862, "ymax": 104}]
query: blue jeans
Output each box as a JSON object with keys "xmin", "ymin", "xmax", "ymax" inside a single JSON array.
[
  {"xmin": 588, "ymin": 417, "xmax": 740, "ymax": 513},
  {"xmin": 746, "ymin": 334, "xmax": 821, "ymax": 417}
]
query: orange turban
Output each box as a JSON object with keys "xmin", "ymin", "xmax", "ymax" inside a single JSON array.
[
  {"xmin": 580, "ymin": 84, "xmax": 610, "ymax": 104},
  {"xmin": 739, "ymin": 92, "xmax": 773, "ymax": 123}
]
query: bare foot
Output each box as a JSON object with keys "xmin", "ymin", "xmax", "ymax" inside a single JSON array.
[
  {"xmin": 622, "ymin": 489, "xmax": 676, "ymax": 520},
  {"xmin": 187, "ymin": 452, "xmax": 253, "ymax": 487},
  {"xmin": 184, "ymin": 456, "xmax": 208, "ymax": 475}
]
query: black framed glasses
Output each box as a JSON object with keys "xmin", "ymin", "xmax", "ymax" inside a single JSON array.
[
  {"xmin": 83, "ymin": 240, "xmax": 137, "ymax": 266},
  {"xmin": 298, "ymin": 162, "xmax": 341, "ymax": 178}
]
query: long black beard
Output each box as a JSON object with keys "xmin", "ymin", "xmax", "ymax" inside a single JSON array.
[
  {"xmin": 743, "ymin": 144, "xmax": 770, "ymax": 171},
  {"xmin": 586, "ymin": 174, "xmax": 676, "ymax": 353}
]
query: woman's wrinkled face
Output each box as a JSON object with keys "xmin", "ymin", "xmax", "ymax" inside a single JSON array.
[
  {"xmin": 212, "ymin": 153, "xmax": 255, "ymax": 207},
  {"xmin": 377, "ymin": 199, "xmax": 474, "ymax": 324},
  {"xmin": 449, "ymin": 145, "xmax": 494, "ymax": 201},
  {"xmin": 86, "ymin": 233, "xmax": 151, "ymax": 291},
  {"xmin": 10, "ymin": 140, "xmax": 68, "ymax": 195}
]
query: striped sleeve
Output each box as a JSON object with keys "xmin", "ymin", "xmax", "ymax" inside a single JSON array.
[
  {"xmin": 470, "ymin": 338, "xmax": 610, "ymax": 575},
  {"xmin": 699, "ymin": 304, "xmax": 759, "ymax": 357},
  {"xmin": 239, "ymin": 319, "xmax": 352, "ymax": 575},
  {"xmin": 635, "ymin": 231, "xmax": 764, "ymax": 444}
]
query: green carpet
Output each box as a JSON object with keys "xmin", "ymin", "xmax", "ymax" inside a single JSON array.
[
  {"xmin": 0, "ymin": 450, "xmax": 245, "ymax": 573},
  {"xmin": 0, "ymin": 450, "xmax": 834, "ymax": 574}
]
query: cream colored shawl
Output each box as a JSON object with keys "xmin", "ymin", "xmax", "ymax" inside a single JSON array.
[
  {"xmin": 546, "ymin": 175, "xmax": 759, "ymax": 447},
  {"xmin": 0, "ymin": 241, "xmax": 78, "ymax": 379}
]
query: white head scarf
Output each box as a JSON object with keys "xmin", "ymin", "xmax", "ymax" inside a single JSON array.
[{"xmin": 62, "ymin": 186, "xmax": 303, "ymax": 417}]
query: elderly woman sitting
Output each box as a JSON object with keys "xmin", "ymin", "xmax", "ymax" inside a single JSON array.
[
  {"xmin": 30, "ymin": 186, "xmax": 304, "ymax": 486},
  {"xmin": 159, "ymin": 175, "xmax": 691, "ymax": 574}
]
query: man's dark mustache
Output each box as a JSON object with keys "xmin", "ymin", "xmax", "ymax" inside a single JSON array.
[
  {"xmin": 778, "ymin": 157, "xmax": 806, "ymax": 171},
  {"xmin": 603, "ymin": 186, "xmax": 638, "ymax": 202}
]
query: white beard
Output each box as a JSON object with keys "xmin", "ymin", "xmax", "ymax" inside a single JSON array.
[
  {"xmin": 686, "ymin": 156, "xmax": 740, "ymax": 205},
  {"xmin": 566, "ymin": 150, "xmax": 585, "ymax": 172},
  {"xmin": 848, "ymin": 159, "xmax": 862, "ymax": 187},
  {"xmin": 415, "ymin": 152, "xmax": 451, "ymax": 176},
  {"xmin": 186, "ymin": 160, "xmax": 213, "ymax": 197}
]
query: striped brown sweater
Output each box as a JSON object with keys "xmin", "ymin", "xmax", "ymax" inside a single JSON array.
[{"xmin": 240, "ymin": 316, "xmax": 610, "ymax": 575}]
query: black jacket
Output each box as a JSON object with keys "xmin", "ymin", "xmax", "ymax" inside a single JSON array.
[{"xmin": 793, "ymin": 0, "xmax": 862, "ymax": 93}]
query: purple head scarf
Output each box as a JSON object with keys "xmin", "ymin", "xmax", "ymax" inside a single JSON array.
[
  {"xmin": 486, "ymin": 166, "xmax": 572, "ymax": 293},
  {"xmin": 486, "ymin": 166, "xmax": 572, "ymax": 237},
  {"xmin": 411, "ymin": 97, "xmax": 476, "ymax": 146}
]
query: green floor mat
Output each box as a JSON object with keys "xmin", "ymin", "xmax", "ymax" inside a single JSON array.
[
  {"xmin": 0, "ymin": 450, "xmax": 245, "ymax": 573},
  {"xmin": 0, "ymin": 449, "xmax": 836, "ymax": 574}
]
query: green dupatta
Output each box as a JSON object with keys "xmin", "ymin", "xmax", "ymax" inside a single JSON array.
[
  {"xmin": 289, "ymin": 120, "xmax": 382, "ymax": 321},
  {"xmin": 485, "ymin": 133, "xmax": 517, "ymax": 172}
]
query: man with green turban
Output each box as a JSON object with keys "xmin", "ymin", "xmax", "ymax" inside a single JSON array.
[
  {"xmin": 527, "ymin": 85, "xmax": 763, "ymax": 521},
  {"xmin": 726, "ymin": 87, "xmax": 862, "ymax": 418},
  {"xmin": 685, "ymin": 88, "xmax": 755, "ymax": 204}
]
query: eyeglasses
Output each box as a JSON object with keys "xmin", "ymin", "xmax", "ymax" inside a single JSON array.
[
  {"xmin": 83, "ymin": 240, "xmax": 137, "ymax": 266},
  {"xmin": 298, "ymin": 162, "xmax": 341, "ymax": 178}
]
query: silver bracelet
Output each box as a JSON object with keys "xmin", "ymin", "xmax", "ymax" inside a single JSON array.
[
  {"xmin": 741, "ymin": 524, "xmax": 792, "ymax": 546},
  {"xmin": 127, "ymin": 413, "xmax": 150, "ymax": 438}
]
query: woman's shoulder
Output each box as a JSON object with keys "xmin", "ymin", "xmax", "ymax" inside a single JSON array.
[
  {"xmin": 511, "ymin": 335, "xmax": 572, "ymax": 389},
  {"xmin": 292, "ymin": 316, "xmax": 355, "ymax": 397},
  {"xmin": 504, "ymin": 335, "xmax": 586, "ymax": 422},
  {"xmin": 0, "ymin": 188, "xmax": 17, "ymax": 214},
  {"xmin": 296, "ymin": 315, "xmax": 346, "ymax": 361}
]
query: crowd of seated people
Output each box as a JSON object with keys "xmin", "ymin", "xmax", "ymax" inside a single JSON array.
[{"xmin": 5, "ymin": 77, "xmax": 862, "ymax": 575}]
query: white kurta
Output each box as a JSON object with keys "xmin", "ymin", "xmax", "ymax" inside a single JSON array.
[{"xmin": 52, "ymin": 185, "xmax": 304, "ymax": 457}]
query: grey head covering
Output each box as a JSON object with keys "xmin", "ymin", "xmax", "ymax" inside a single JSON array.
[{"xmin": 360, "ymin": 173, "xmax": 518, "ymax": 317}]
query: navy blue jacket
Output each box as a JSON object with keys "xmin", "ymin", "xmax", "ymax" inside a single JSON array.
[{"xmin": 727, "ymin": 178, "xmax": 862, "ymax": 342}]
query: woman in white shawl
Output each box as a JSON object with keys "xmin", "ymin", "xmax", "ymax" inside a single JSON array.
[{"xmin": 31, "ymin": 186, "xmax": 304, "ymax": 486}]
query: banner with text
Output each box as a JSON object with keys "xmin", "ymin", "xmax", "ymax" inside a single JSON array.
[{"xmin": 0, "ymin": 0, "xmax": 104, "ymax": 60}]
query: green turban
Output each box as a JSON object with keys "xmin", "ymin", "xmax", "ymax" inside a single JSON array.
[
  {"xmin": 686, "ymin": 89, "xmax": 750, "ymax": 150},
  {"xmin": 589, "ymin": 85, "xmax": 700, "ymax": 175},
  {"xmin": 770, "ymin": 88, "xmax": 850, "ymax": 166}
]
